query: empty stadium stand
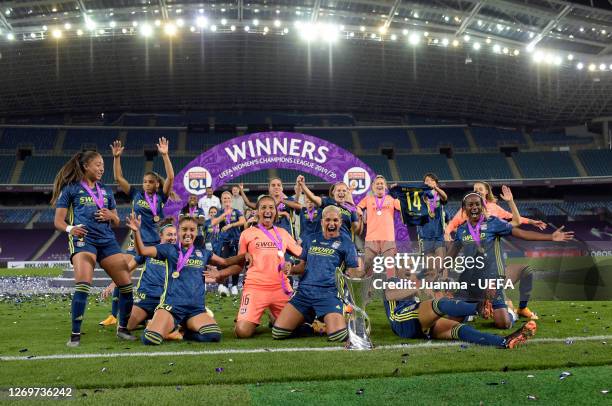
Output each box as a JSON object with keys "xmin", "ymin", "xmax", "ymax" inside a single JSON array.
[
  {"xmin": 395, "ymin": 154, "xmax": 453, "ymax": 181},
  {"xmin": 512, "ymin": 151, "xmax": 579, "ymax": 178},
  {"xmin": 577, "ymin": 149, "xmax": 612, "ymax": 176},
  {"xmin": 454, "ymin": 153, "xmax": 514, "ymax": 180},
  {"xmin": 469, "ymin": 127, "xmax": 526, "ymax": 148},
  {"xmin": 0, "ymin": 127, "xmax": 57, "ymax": 152},
  {"xmin": 358, "ymin": 128, "xmax": 411, "ymax": 151},
  {"xmin": 62, "ymin": 128, "xmax": 120, "ymax": 152},
  {"xmin": 413, "ymin": 127, "xmax": 469, "ymax": 151}
]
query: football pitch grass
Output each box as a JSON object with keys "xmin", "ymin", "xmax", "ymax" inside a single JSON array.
[{"xmin": 1, "ymin": 290, "xmax": 611, "ymax": 404}]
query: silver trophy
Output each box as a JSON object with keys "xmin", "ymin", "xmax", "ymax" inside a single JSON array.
[{"xmin": 336, "ymin": 270, "xmax": 374, "ymax": 350}]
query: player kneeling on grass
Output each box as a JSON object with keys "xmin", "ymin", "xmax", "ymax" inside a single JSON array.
[
  {"xmin": 126, "ymin": 214, "xmax": 244, "ymax": 345},
  {"xmin": 272, "ymin": 205, "xmax": 361, "ymax": 342},
  {"xmin": 102, "ymin": 218, "xmax": 182, "ymax": 340},
  {"xmin": 383, "ymin": 270, "xmax": 537, "ymax": 349}
]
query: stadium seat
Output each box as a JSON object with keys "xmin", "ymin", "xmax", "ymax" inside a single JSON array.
[
  {"xmin": 0, "ymin": 127, "xmax": 57, "ymax": 152},
  {"xmin": 469, "ymin": 127, "xmax": 526, "ymax": 148},
  {"xmin": 512, "ymin": 151, "xmax": 579, "ymax": 178},
  {"xmin": 124, "ymin": 130, "xmax": 179, "ymax": 152},
  {"xmin": 454, "ymin": 153, "xmax": 514, "ymax": 180},
  {"xmin": 413, "ymin": 127, "xmax": 469, "ymax": 151},
  {"xmin": 577, "ymin": 149, "xmax": 612, "ymax": 176},
  {"xmin": 122, "ymin": 115, "xmax": 153, "ymax": 126},
  {"xmin": 0, "ymin": 209, "xmax": 35, "ymax": 224},
  {"xmin": 20, "ymin": 156, "xmax": 72, "ymax": 184},
  {"xmin": 300, "ymin": 129, "xmax": 354, "ymax": 149},
  {"xmin": 395, "ymin": 154, "xmax": 453, "ymax": 181},
  {"xmin": 153, "ymin": 155, "xmax": 197, "ymax": 176},
  {"xmin": 358, "ymin": 155, "xmax": 394, "ymax": 181},
  {"xmin": 530, "ymin": 131, "xmax": 592, "ymax": 146},
  {"xmin": 0, "ymin": 155, "xmax": 16, "ymax": 183},
  {"xmin": 358, "ymin": 128, "xmax": 411, "ymax": 151},
  {"xmin": 63, "ymin": 128, "xmax": 120, "ymax": 152}
]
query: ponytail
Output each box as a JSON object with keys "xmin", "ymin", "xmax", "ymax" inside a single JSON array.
[{"xmin": 51, "ymin": 151, "xmax": 100, "ymax": 206}]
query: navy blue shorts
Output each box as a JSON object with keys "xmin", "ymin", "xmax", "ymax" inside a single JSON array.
[
  {"xmin": 385, "ymin": 301, "xmax": 427, "ymax": 339},
  {"xmin": 157, "ymin": 302, "xmax": 206, "ymax": 327},
  {"xmin": 70, "ymin": 238, "xmax": 122, "ymax": 264},
  {"xmin": 420, "ymin": 239, "xmax": 445, "ymax": 254},
  {"xmin": 134, "ymin": 292, "xmax": 160, "ymax": 319},
  {"xmin": 289, "ymin": 287, "xmax": 343, "ymax": 324}
]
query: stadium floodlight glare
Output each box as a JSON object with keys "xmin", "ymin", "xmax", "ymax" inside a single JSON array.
[
  {"xmin": 463, "ymin": 34, "xmax": 470, "ymax": 42},
  {"xmin": 6, "ymin": 32, "xmax": 14, "ymax": 40},
  {"xmin": 609, "ymin": 64, "xmax": 612, "ymax": 70},
  {"xmin": 485, "ymin": 38, "xmax": 491, "ymax": 44},
  {"xmin": 588, "ymin": 63, "xmax": 596, "ymax": 71},
  {"xmin": 423, "ymin": 32, "xmax": 429, "ymax": 37},
  {"xmin": 600, "ymin": 63, "xmax": 607, "ymax": 71},
  {"xmin": 64, "ymin": 23, "xmax": 72, "ymax": 30},
  {"xmin": 109, "ymin": 21, "xmax": 116, "ymax": 28},
  {"xmin": 52, "ymin": 29, "xmax": 62, "ymax": 39},
  {"xmin": 211, "ymin": 25, "xmax": 217, "ymax": 32},
  {"xmin": 230, "ymin": 25, "xmax": 236, "ymax": 31},
  {"xmin": 472, "ymin": 42, "xmax": 481, "ymax": 50},
  {"xmin": 408, "ymin": 32, "xmax": 420, "ymax": 45},
  {"xmin": 433, "ymin": 38, "xmax": 438, "ymax": 44},
  {"xmin": 121, "ymin": 28, "xmax": 127, "ymax": 34},
  {"xmin": 360, "ymin": 26, "xmax": 366, "ymax": 32},
  {"xmin": 196, "ymin": 17, "xmax": 207, "ymax": 28},
  {"xmin": 30, "ymin": 32, "xmax": 36, "ymax": 38},
  {"xmin": 298, "ymin": 23, "xmax": 316, "ymax": 41},
  {"xmin": 244, "ymin": 25, "xmax": 250, "ymax": 32},
  {"xmin": 390, "ymin": 34, "xmax": 397, "ymax": 41},
  {"xmin": 155, "ymin": 20, "xmax": 162, "ymax": 27},
  {"xmin": 263, "ymin": 26, "xmax": 269, "ymax": 33},
  {"xmin": 274, "ymin": 20, "xmax": 281, "ymax": 28},
  {"xmin": 493, "ymin": 44, "xmax": 501, "ymax": 53},
  {"xmin": 85, "ymin": 17, "xmax": 96, "ymax": 31},
  {"xmin": 42, "ymin": 25, "xmax": 48, "ymax": 31},
  {"xmin": 576, "ymin": 62, "xmax": 584, "ymax": 70},
  {"xmin": 567, "ymin": 54, "xmax": 574, "ymax": 61},
  {"xmin": 176, "ymin": 19, "xmax": 185, "ymax": 27},
  {"xmin": 189, "ymin": 26, "xmax": 195, "ymax": 32},
  {"xmin": 164, "ymin": 23, "xmax": 177, "ymax": 36},
  {"xmin": 140, "ymin": 23, "xmax": 153, "ymax": 37},
  {"xmin": 402, "ymin": 29, "xmax": 408, "ymax": 36},
  {"xmin": 477, "ymin": 20, "xmax": 482, "ymax": 26},
  {"xmin": 253, "ymin": 19, "xmax": 259, "ymax": 27},
  {"xmin": 452, "ymin": 39, "xmax": 459, "ymax": 47},
  {"xmin": 526, "ymin": 43, "xmax": 535, "ymax": 53},
  {"xmin": 532, "ymin": 51, "xmax": 543, "ymax": 63},
  {"xmin": 323, "ymin": 24, "xmax": 341, "ymax": 43},
  {"xmin": 283, "ymin": 28, "xmax": 289, "ymax": 34},
  {"xmin": 502, "ymin": 47, "xmax": 509, "ymax": 54},
  {"xmin": 513, "ymin": 49, "xmax": 520, "ymax": 56},
  {"xmin": 413, "ymin": 12, "xmax": 419, "ymax": 18},
  {"xmin": 441, "ymin": 38, "xmax": 449, "ymax": 46},
  {"xmin": 378, "ymin": 26, "xmax": 387, "ymax": 34},
  {"xmin": 132, "ymin": 21, "xmax": 138, "ymax": 27},
  {"xmin": 554, "ymin": 56, "xmax": 562, "ymax": 66},
  {"xmin": 221, "ymin": 19, "xmax": 228, "ymax": 26},
  {"xmin": 370, "ymin": 33, "xmax": 376, "ymax": 39}
]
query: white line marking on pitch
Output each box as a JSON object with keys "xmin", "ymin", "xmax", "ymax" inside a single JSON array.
[{"xmin": 1, "ymin": 335, "xmax": 610, "ymax": 362}]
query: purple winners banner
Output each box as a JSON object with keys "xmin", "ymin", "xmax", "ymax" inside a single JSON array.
[{"xmin": 165, "ymin": 132, "xmax": 409, "ymax": 245}]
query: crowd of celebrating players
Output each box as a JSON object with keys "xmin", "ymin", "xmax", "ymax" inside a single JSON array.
[{"xmin": 52, "ymin": 139, "xmax": 574, "ymax": 349}]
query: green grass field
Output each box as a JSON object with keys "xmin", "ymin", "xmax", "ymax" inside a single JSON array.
[{"xmin": 1, "ymin": 266, "xmax": 611, "ymax": 405}]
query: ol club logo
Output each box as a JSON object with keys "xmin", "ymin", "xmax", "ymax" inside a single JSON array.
[
  {"xmin": 343, "ymin": 167, "xmax": 371, "ymax": 195},
  {"xmin": 183, "ymin": 166, "xmax": 212, "ymax": 195}
]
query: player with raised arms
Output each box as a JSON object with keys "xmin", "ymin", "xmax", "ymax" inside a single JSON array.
[
  {"xmin": 239, "ymin": 178, "xmax": 301, "ymax": 237},
  {"xmin": 98, "ymin": 137, "xmax": 175, "ymax": 327},
  {"xmin": 297, "ymin": 176, "xmax": 363, "ymax": 240},
  {"xmin": 447, "ymin": 192, "xmax": 574, "ymax": 329},
  {"xmin": 445, "ymin": 182, "xmax": 547, "ymax": 320},
  {"xmin": 272, "ymin": 205, "xmax": 361, "ymax": 342},
  {"xmin": 204, "ymin": 195, "xmax": 303, "ymax": 338},
  {"xmin": 52, "ymin": 151, "xmax": 136, "ymax": 347},
  {"xmin": 126, "ymin": 214, "xmax": 244, "ymax": 345}
]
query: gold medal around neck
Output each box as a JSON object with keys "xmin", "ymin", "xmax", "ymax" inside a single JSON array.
[
  {"xmin": 278, "ymin": 250, "xmax": 284, "ymax": 258},
  {"xmin": 153, "ymin": 215, "xmax": 160, "ymax": 223},
  {"xmin": 172, "ymin": 271, "xmax": 180, "ymax": 279},
  {"xmin": 376, "ymin": 210, "xmax": 382, "ymax": 216}
]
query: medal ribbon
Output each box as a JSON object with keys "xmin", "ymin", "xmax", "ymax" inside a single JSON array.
[
  {"xmin": 257, "ymin": 224, "xmax": 291, "ymax": 295},
  {"xmin": 467, "ymin": 215, "xmax": 485, "ymax": 246},
  {"xmin": 374, "ymin": 193, "xmax": 386, "ymax": 213},
  {"xmin": 80, "ymin": 181, "xmax": 105, "ymax": 209},
  {"xmin": 189, "ymin": 206, "xmax": 196, "ymax": 216},
  {"xmin": 144, "ymin": 192, "xmax": 158, "ymax": 217},
  {"xmin": 175, "ymin": 242, "xmax": 195, "ymax": 277},
  {"xmin": 307, "ymin": 208, "xmax": 315, "ymax": 221}
]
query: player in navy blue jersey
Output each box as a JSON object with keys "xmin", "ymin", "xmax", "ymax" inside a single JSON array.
[
  {"xmin": 179, "ymin": 194, "xmax": 206, "ymax": 247},
  {"xmin": 297, "ymin": 196, "xmax": 322, "ymax": 243},
  {"xmin": 383, "ymin": 269, "xmax": 538, "ymax": 349},
  {"xmin": 239, "ymin": 178, "xmax": 300, "ymax": 237},
  {"xmin": 51, "ymin": 151, "xmax": 136, "ymax": 347},
  {"xmin": 99, "ymin": 137, "xmax": 175, "ymax": 327},
  {"xmin": 297, "ymin": 176, "xmax": 362, "ymax": 241},
  {"xmin": 448, "ymin": 192, "xmax": 574, "ymax": 329},
  {"xmin": 127, "ymin": 214, "xmax": 245, "ymax": 345},
  {"xmin": 272, "ymin": 205, "xmax": 361, "ymax": 342},
  {"xmin": 211, "ymin": 191, "xmax": 246, "ymax": 296},
  {"xmin": 389, "ymin": 183, "xmax": 432, "ymax": 227}
]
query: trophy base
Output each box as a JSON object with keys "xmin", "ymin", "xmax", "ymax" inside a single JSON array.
[{"xmin": 345, "ymin": 336, "xmax": 374, "ymax": 350}]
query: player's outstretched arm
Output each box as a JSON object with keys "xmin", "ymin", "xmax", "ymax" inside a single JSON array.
[
  {"xmin": 499, "ymin": 185, "xmax": 521, "ymax": 227},
  {"xmin": 511, "ymin": 225, "xmax": 574, "ymax": 241},
  {"xmin": 238, "ymin": 183, "xmax": 257, "ymax": 209},
  {"xmin": 157, "ymin": 137, "xmax": 175, "ymax": 196},
  {"xmin": 111, "ymin": 140, "xmax": 131, "ymax": 194},
  {"xmin": 126, "ymin": 213, "xmax": 157, "ymax": 257},
  {"xmin": 297, "ymin": 177, "xmax": 322, "ymax": 207}
]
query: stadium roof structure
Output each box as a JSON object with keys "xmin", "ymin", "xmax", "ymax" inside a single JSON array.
[{"xmin": 2, "ymin": 0, "xmax": 612, "ymax": 125}]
